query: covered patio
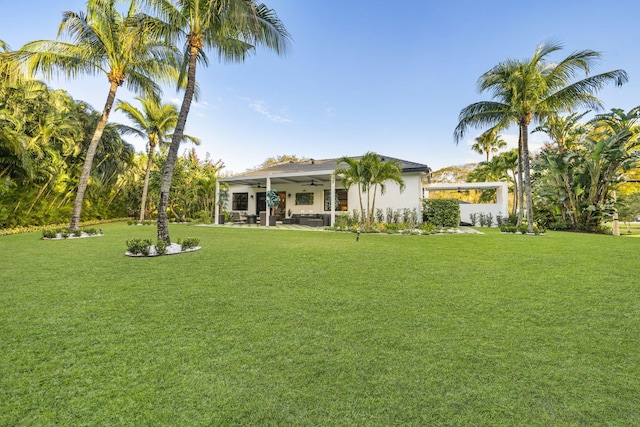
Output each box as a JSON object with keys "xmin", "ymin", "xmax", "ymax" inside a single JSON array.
[{"xmin": 216, "ymin": 156, "xmax": 431, "ymax": 227}]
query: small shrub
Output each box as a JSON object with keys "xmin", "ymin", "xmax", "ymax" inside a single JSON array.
[
  {"xmin": 155, "ymin": 239, "xmax": 168, "ymax": 255},
  {"xmin": 478, "ymin": 213, "xmax": 487, "ymax": 227},
  {"xmin": 384, "ymin": 223, "xmax": 399, "ymax": 234},
  {"xmin": 42, "ymin": 229, "xmax": 57, "ymax": 239},
  {"xmin": 60, "ymin": 229, "xmax": 70, "ymax": 239},
  {"xmin": 351, "ymin": 209, "xmax": 361, "ymax": 225},
  {"xmin": 485, "ymin": 213, "xmax": 493, "ymax": 227},
  {"xmin": 83, "ymin": 228, "xmax": 98, "ymax": 235},
  {"xmin": 180, "ymin": 237, "xmax": 200, "ymax": 251},
  {"xmin": 517, "ymin": 225, "xmax": 528, "ymax": 234},
  {"xmin": 500, "ymin": 224, "xmax": 516, "ymax": 233},
  {"xmin": 392, "ymin": 210, "xmax": 400, "ymax": 225},
  {"xmin": 126, "ymin": 238, "xmax": 152, "ymax": 256},
  {"xmin": 386, "ymin": 207, "xmax": 394, "ymax": 224},
  {"xmin": 419, "ymin": 223, "xmax": 436, "ymax": 234},
  {"xmin": 72, "ymin": 229, "xmax": 83, "ymax": 237},
  {"xmin": 375, "ymin": 208, "xmax": 384, "ymax": 223},
  {"xmin": 469, "ymin": 213, "xmax": 477, "ymax": 226},
  {"xmin": 533, "ymin": 225, "xmax": 546, "ymax": 235}
]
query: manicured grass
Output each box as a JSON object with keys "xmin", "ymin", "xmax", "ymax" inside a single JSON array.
[{"xmin": 1, "ymin": 223, "xmax": 639, "ymax": 425}]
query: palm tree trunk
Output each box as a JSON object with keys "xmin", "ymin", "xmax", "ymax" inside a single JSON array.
[
  {"xmin": 366, "ymin": 186, "xmax": 372, "ymax": 228},
  {"xmin": 69, "ymin": 80, "xmax": 119, "ymax": 230},
  {"xmin": 521, "ymin": 120, "xmax": 534, "ymax": 233},
  {"xmin": 358, "ymin": 185, "xmax": 365, "ymax": 227},
  {"xmin": 139, "ymin": 143, "xmax": 155, "ymax": 223},
  {"xmin": 516, "ymin": 126, "xmax": 524, "ymax": 226},
  {"xmin": 371, "ymin": 184, "xmax": 378, "ymax": 226},
  {"xmin": 157, "ymin": 44, "xmax": 199, "ymax": 243}
]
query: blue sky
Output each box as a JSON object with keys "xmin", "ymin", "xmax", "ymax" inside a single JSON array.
[{"xmin": 2, "ymin": 1, "xmax": 640, "ymax": 173}]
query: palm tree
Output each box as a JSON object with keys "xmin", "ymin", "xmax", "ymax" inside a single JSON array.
[
  {"xmin": 334, "ymin": 153, "xmax": 405, "ymax": 229},
  {"xmin": 116, "ymin": 96, "xmax": 199, "ymax": 223},
  {"xmin": 454, "ymin": 41, "xmax": 628, "ymax": 232},
  {"xmin": 472, "ymin": 129, "xmax": 507, "ymax": 162},
  {"xmin": 367, "ymin": 153, "xmax": 405, "ymax": 227},
  {"xmin": 334, "ymin": 156, "xmax": 370, "ymax": 226},
  {"xmin": 17, "ymin": 0, "xmax": 177, "ymax": 230},
  {"xmin": 144, "ymin": 0, "xmax": 291, "ymax": 243}
]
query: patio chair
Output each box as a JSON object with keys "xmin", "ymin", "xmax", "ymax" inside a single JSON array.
[{"xmin": 232, "ymin": 212, "xmax": 247, "ymax": 223}]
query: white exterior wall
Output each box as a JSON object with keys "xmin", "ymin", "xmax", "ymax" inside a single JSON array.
[
  {"xmin": 226, "ymin": 173, "xmax": 426, "ymax": 220},
  {"xmin": 423, "ymin": 182, "xmax": 509, "ymax": 227},
  {"xmin": 345, "ymin": 173, "xmax": 423, "ymax": 219},
  {"xmin": 459, "ymin": 204, "xmax": 505, "ymax": 226}
]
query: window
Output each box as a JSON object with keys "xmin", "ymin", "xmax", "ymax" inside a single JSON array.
[
  {"xmin": 232, "ymin": 192, "xmax": 248, "ymax": 210},
  {"xmin": 324, "ymin": 189, "xmax": 348, "ymax": 211}
]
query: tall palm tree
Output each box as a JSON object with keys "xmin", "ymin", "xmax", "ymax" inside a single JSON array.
[
  {"xmin": 116, "ymin": 96, "xmax": 199, "ymax": 223},
  {"xmin": 17, "ymin": 0, "xmax": 177, "ymax": 230},
  {"xmin": 472, "ymin": 129, "xmax": 507, "ymax": 162},
  {"xmin": 145, "ymin": 0, "xmax": 291, "ymax": 243},
  {"xmin": 334, "ymin": 153, "xmax": 405, "ymax": 229},
  {"xmin": 367, "ymin": 153, "xmax": 405, "ymax": 227},
  {"xmin": 334, "ymin": 156, "xmax": 370, "ymax": 226},
  {"xmin": 454, "ymin": 40, "xmax": 628, "ymax": 232}
]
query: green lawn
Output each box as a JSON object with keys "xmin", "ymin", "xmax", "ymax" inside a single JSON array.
[{"xmin": 1, "ymin": 223, "xmax": 639, "ymax": 425}]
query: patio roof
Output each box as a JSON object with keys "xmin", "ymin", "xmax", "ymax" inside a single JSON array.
[{"xmin": 218, "ymin": 155, "xmax": 431, "ymax": 186}]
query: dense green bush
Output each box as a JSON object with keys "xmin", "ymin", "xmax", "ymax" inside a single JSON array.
[
  {"xmin": 422, "ymin": 199, "xmax": 460, "ymax": 228},
  {"xmin": 180, "ymin": 237, "xmax": 200, "ymax": 251},
  {"xmin": 126, "ymin": 238, "xmax": 152, "ymax": 256},
  {"xmin": 155, "ymin": 239, "xmax": 168, "ymax": 255}
]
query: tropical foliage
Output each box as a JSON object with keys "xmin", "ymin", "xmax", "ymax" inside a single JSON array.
[
  {"xmin": 532, "ymin": 107, "xmax": 640, "ymax": 231},
  {"xmin": 0, "ymin": 69, "xmax": 138, "ymax": 228},
  {"xmin": 15, "ymin": 0, "xmax": 178, "ymax": 229},
  {"xmin": 455, "ymin": 40, "xmax": 628, "ymax": 232}
]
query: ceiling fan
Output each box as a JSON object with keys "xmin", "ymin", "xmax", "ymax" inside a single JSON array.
[{"xmin": 302, "ymin": 180, "xmax": 324, "ymax": 187}]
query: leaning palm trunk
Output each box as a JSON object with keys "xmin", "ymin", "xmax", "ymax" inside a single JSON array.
[
  {"xmin": 139, "ymin": 143, "xmax": 155, "ymax": 223},
  {"xmin": 157, "ymin": 44, "xmax": 198, "ymax": 243},
  {"xmin": 70, "ymin": 80, "xmax": 119, "ymax": 230}
]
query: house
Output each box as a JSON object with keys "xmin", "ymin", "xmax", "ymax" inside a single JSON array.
[
  {"xmin": 216, "ymin": 155, "xmax": 509, "ymax": 227},
  {"xmin": 216, "ymin": 156, "xmax": 431, "ymax": 226}
]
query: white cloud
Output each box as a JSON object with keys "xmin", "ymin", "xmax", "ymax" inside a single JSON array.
[
  {"xmin": 170, "ymin": 98, "xmax": 209, "ymax": 109},
  {"xmin": 324, "ymin": 106, "xmax": 336, "ymax": 118},
  {"xmin": 247, "ymin": 99, "xmax": 291, "ymax": 123}
]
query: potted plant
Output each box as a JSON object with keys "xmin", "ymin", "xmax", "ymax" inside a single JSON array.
[
  {"xmin": 217, "ymin": 189, "xmax": 229, "ymax": 224},
  {"xmin": 263, "ymin": 189, "xmax": 280, "ymax": 226}
]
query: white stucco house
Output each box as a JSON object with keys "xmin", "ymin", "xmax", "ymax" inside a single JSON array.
[
  {"xmin": 216, "ymin": 155, "xmax": 508, "ymax": 227},
  {"xmin": 216, "ymin": 156, "xmax": 430, "ymax": 226}
]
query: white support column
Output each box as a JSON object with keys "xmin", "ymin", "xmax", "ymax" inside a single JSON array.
[
  {"xmin": 214, "ymin": 179, "xmax": 220, "ymax": 225},
  {"xmin": 330, "ymin": 175, "xmax": 336, "ymax": 227},
  {"xmin": 496, "ymin": 182, "xmax": 509, "ymax": 219},
  {"xmin": 265, "ymin": 177, "xmax": 271, "ymax": 227}
]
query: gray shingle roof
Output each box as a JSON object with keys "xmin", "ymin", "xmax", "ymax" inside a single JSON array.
[{"xmin": 227, "ymin": 155, "xmax": 430, "ymax": 178}]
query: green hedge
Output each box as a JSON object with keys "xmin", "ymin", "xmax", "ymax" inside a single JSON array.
[{"xmin": 422, "ymin": 198, "xmax": 460, "ymax": 228}]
